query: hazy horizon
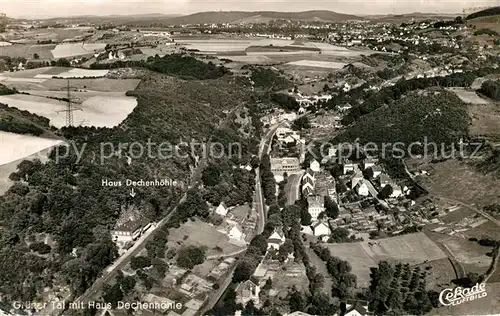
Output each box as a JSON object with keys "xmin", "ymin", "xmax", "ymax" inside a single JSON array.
[{"xmin": 1, "ymin": 0, "xmax": 498, "ymax": 19}]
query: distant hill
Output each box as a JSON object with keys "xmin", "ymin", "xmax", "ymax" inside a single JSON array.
[
  {"xmin": 367, "ymin": 12, "xmax": 458, "ymax": 23},
  {"xmin": 127, "ymin": 10, "xmax": 363, "ymax": 25},
  {"xmin": 466, "ymin": 6, "xmax": 500, "ymax": 20}
]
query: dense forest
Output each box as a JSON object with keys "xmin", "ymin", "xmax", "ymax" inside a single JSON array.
[
  {"xmin": 330, "ymin": 67, "xmax": 500, "ymax": 124},
  {"xmin": 90, "ymin": 54, "xmax": 230, "ymax": 80},
  {"xmin": 478, "ymin": 80, "xmax": 500, "ymax": 100},
  {"xmin": 466, "ymin": 6, "xmax": 500, "ymax": 20},
  {"xmin": 334, "ymin": 91, "xmax": 470, "ymax": 157}
]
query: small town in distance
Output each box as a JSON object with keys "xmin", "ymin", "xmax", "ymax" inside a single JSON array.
[{"xmin": 0, "ymin": 2, "xmax": 500, "ymax": 316}]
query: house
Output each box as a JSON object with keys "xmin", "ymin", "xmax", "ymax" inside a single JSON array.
[
  {"xmin": 235, "ymin": 279, "xmax": 260, "ymax": 306},
  {"xmin": 228, "ymin": 224, "xmax": 245, "ymax": 241},
  {"xmin": 351, "ymin": 172, "xmax": 364, "ymax": 190},
  {"xmin": 303, "ymin": 169, "xmax": 315, "ymax": 182},
  {"xmin": 363, "ymin": 158, "xmax": 376, "ymax": 170},
  {"xmin": 379, "ymin": 174, "xmax": 391, "ymax": 188},
  {"xmin": 371, "ymin": 165, "xmax": 382, "ymax": 178},
  {"xmin": 390, "ymin": 185, "xmax": 403, "ymax": 198},
  {"xmin": 310, "ymin": 159, "xmax": 321, "ymax": 172},
  {"xmin": 111, "ymin": 218, "xmax": 147, "ymax": 245},
  {"xmin": 215, "ymin": 202, "xmax": 229, "ymax": 217},
  {"xmin": 313, "ymin": 222, "xmax": 331, "ymax": 237},
  {"xmin": 344, "ymin": 302, "xmax": 370, "ymax": 316},
  {"xmin": 302, "ymin": 171, "xmax": 315, "ymax": 196},
  {"xmin": 356, "ymin": 181, "xmax": 370, "ymax": 197},
  {"xmin": 343, "ymin": 161, "xmax": 356, "ymax": 174},
  {"xmin": 307, "ymin": 195, "xmax": 325, "ymax": 221},
  {"xmin": 267, "ymin": 228, "xmax": 286, "ymax": 250},
  {"xmin": 111, "ymin": 205, "xmax": 150, "ymax": 246}
]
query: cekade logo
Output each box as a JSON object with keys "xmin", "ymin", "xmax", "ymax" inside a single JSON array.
[{"xmin": 439, "ymin": 282, "xmax": 488, "ymax": 306}]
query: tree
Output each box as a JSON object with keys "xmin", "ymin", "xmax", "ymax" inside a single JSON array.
[
  {"xmin": 288, "ymin": 288, "xmax": 306, "ymax": 312},
  {"xmin": 130, "ymin": 256, "xmax": 152, "ymax": 270},
  {"xmin": 202, "ymin": 165, "xmax": 222, "ymax": 186},
  {"xmin": 233, "ymin": 258, "xmax": 257, "ymax": 283},
  {"xmin": 176, "ymin": 246, "xmax": 206, "ymax": 269},
  {"xmin": 378, "ymin": 185, "xmax": 393, "ymax": 199},
  {"xmin": 292, "ymin": 116, "xmax": 311, "ymax": 131},
  {"xmin": 33, "ymin": 53, "xmax": 40, "ymax": 60},
  {"xmin": 300, "ymin": 207, "xmax": 312, "ymax": 226},
  {"xmin": 324, "ymin": 196, "xmax": 339, "ymax": 219},
  {"xmin": 55, "ymin": 58, "xmax": 71, "ymax": 67}
]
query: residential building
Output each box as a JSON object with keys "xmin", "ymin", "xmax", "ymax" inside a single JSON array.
[
  {"xmin": 379, "ymin": 174, "xmax": 391, "ymax": 188},
  {"xmin": 228, "ymin": 224, "xmax": 245, "ymax": 242},
  {"xmin": 307, "ymin": 195, "xmax": 325, "ymax": 221},
  {"xmin": 344, "ymin": 302, "xmax": 370, "ymax": 316},
  {"xmin": 363, "ymin": 158, "xmax": 376, "ymax": 170},
  {"xmin": 111, "ymin": 205, "xmax": 150, "ymax": 246},
  {"xmin": 372, "ymin": 165, "xmax": 383, "ymax": 178},
  {"xmin": 235, "ymin": 280, "xmax": 260, "ymax": 306},
  {"xmin": 267, "ymin": 228, "xmax": 286, "ymax": 250},
  {"xmin": 215, "ymin": 202, "xmax": 229, "ymax": 217},
  {"xmin": 313, "ymin": 221, "xmax": 331, "ymax": 236},
  {"xmin": 390, "ymin": 185, "xmax": 403, "ymax": 198},
  {"xmin": 343, "ymin": 161, "xmax": 356, "ymax": 174},
  {"xmin": 310, "ymin": 159, "xmax": 321, "ymax": 172},
  {"xmin": 356, "ymin": 181, "xmax": 370, "ymax": 197}
]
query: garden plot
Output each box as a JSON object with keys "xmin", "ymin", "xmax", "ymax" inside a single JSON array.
[
  {"xmin": 286, "ymin": 60, "xmax": 347, "ymax": 69},
  {"xmin": 51, "ymin": 43, "xmax": 106, "ymax": 59},
  {"xmin": 448, "ymin": 88, "xmax": 489, "ymax": 104},
  {"xmin": 34, "ymin": 68, "xmax": 109, "ymax": 79}
]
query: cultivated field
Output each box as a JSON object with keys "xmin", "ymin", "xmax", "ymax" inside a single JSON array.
[
  {"xmin": 420, "ymin": 159, "xmax": 500, "ymax": 208},
  {"xmin": 0, "ymin": 132, "xmax": 64, "ymax": 194},
  {"xmin": 167, "ymin": 219, "xmax": 244, "ymax": 257},
  {"xmin": 286, "ymin": 60, "xmax": 347, "ymax": 69},
  {"xmin": 468, "ymin": 102, "xmax": 500, "ymax": 136},
  {"xmin": 448, "ymin": 88, "xmax": 489, "ymax": 104},
  {"xmin": 322, "ymin": 232, "xmax": 447, "ymax": 288},
  {"xmin": 34, "ymin": 68, "xmax": 109, "ymax": 79},
  {"xmin": 0, "ymin": 94, "xmax": 137, "ymax": 128},
  {"xmin": 51, "ymin": 43, "xmax": 106, "ymax": 59}
]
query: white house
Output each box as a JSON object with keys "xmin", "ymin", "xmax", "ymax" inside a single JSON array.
[
  {"xmin": 313, "ymin": 222, "xmax": 331, "ymax": 237},
  {"xmin": 390, "ymin": 185, "xmax": 403, "ymax": 198},
  {"xmin": 111, "ymin": 219, "xmax": 148, "ymax": 245},
  {"xmin": 307, "ymin": 195, "xmax": 325, "ymax": 221},
  {"xmin": 228, "ymin": 224, "xmax": 245, "ymax": 242},
  {"xmin": 343, "ymin": 162, "xmax": 356, "ymax": 175},
  {"xmin": 379, "ymin": 174, "xmax": 391, "ymax": 188},
  {"xmin": 215, "ymin": 202, "xmax": 229, "ymax": 217},
  {"xmin": 344, "ymin": 303, "xmax": 369, "ymax": 316},
  {"xmin": 363, "ymin": 158, "xmax": 376, "ymax": 170},
  {"xmin": 267, "ymin": 228, "xmax": 286, "ymax": 250},
  {"xmin": 356, "ymin": 181, "xmax": 370, "ymax": 197},
  {"xmin": 310, "ymin": 159, "xmax": 321, "ymax": 173},
  {"xmin": 372, "ymin": 165, "xmax": 382, "ymax": 178}
]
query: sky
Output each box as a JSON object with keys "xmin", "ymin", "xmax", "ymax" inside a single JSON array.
[{"xmin": 0, "ymin": 0, "xmax": 499, "ymax": 19}]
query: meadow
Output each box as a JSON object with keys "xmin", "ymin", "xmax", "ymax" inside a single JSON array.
[{"xmin": 322, "ymin": 232, "xmax": 447, "ymax": 287}]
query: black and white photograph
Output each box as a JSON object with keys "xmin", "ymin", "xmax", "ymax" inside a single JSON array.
[{"xmin": 0, "ymin": 1, "xmax": 499, "ymax": 315}]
